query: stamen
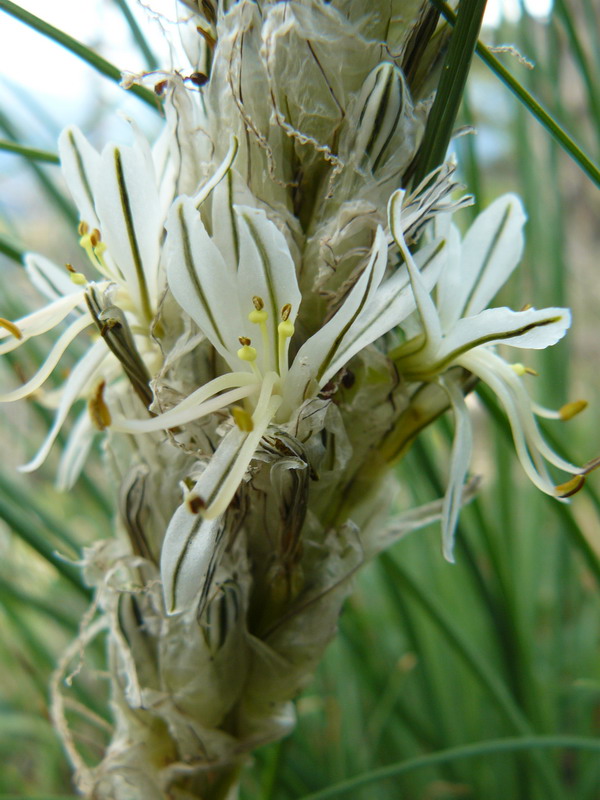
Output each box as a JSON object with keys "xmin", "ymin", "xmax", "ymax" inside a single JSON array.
[
  {"xmin": 559, "ymin": 399, "xmax": 588, "ymax": 421},
  {"xmin": 511, "ymin": 363, "xmax": 538, "ymax": 377},
  {"xmin": 78, "ymin": 221, "xmax": 89, "ymax": 236},
  {"xmin": 248, "ymin": 295, "xmax": 272, "ymax": 371},
  {"xmin": 277, "ymin": 306, "xmax": 295, "ymax": 379},
  {"xmin": 555, "ymin": 475, "xmax": 585, "ymax": 498},
  {"xmin": 237, "ymin": 337, "xmax": 261, "ymax": 378},
  {"xmin": 0, "ymin": 317, "xmax": 23, "ymax": 340},
  {"xmin": 88, "ymin": 379, "xmax": 111, "ymax": 430},
  {"xmin": 66, "ymin": 263, "xmax": 87, "ymax": 286},
  {"xmin": 186, "ymin": 493, "xmax": 205, "ymax": 514},
  {"xmin": 232, "ymin": 405, "xmax": 254, "ymax": 432}
]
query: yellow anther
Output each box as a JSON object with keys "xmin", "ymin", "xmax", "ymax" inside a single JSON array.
[
  {"xmin": 232, "ymin": 405, "xmax": 254, "ymax": 432},
  {"xmin": 89, "ymin": 228, "xmax": 102, "ymax": 247},
  {"xmin": 186, "ymin": 493, "xmax": 205, "ymax": 514},
  {"xmin": 520, "ymin": 303, "xmax": 533, "ymax": 311},
  {"xmin": 88, "ymin": 379, "xmax": 111, "ymax": 430},
  {"xmin": 237, "ymin": 343, "xmax": 257, "ymax": 362},
  {"xmin": 0, "ymin": 317, "xmax": 23, "ymax": 340},
  {"xmin": 281, "ymin": 303, "xmax": 292, "ymax": 322},
  {"xmin": 239, "ymin": 336, "xmax": 251, "ymax": 346},
  {"xmin": 249, "ymin": 308, "xmax": 268, "ymax": 324},
  {"xmin": 555, "ymin": 475, "xmax": 585, "ymax": 498},
  {"xmin": 278, "ymin": 319, "xmax": 294, "ymax": 339},
  {"xmin": 252, "ymin": 296, "xmax": 264, "ymax": 310},
  {"xmin": 511, "ymin": 363, "xmax": 538, "ymax": 377},
  {"xmin": 559, "ymin": 399, "xmax": 588, "ymax": 421},
  {"xmin": 78, "ymin": 221, "xmax": 89, "ymax": 236},
  {"xmin": 65, "ymin": 263, "xmax": 87, "ymax": 285}
]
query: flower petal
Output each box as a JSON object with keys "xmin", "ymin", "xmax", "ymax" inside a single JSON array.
[
  {"xmin": 0, "ymin": 291, "xmax": 85, "ymax": 355},
  {"xmin": 24, "ymin": 253, "xmax": 82, "ymax": 301},
  {"xmin": 94, "ymin": 142, "xmax": 162, "ymax": 322},
  {"xmin": 161, "ymin": 512, "xmax": 227, "ymax": 616},
  {"xmin": 235, "ymin": 205, "xmax": 302, "ymax": 369},
  {"xmin": 437, "ymin": 306, "xmax": 571, "ymax": 366},
  {"xmin": 165, "ymin": 197, "xmax": 242, "ymax": 369},
  {"xmin": 19, "ymin": 338, "xmax": 109, "ymax": 473},
  {"xmin": 0, "ymin": 314, "xmax": 93, "ymax": 402},
  {"xmin": 58, "ymin": 126, "xmax": 101, "ymax": 229},
  {"xmin": 286, "ymin": 225, "xmax": 389, "ymax": 403},
  {"xmin": 459, "ymin": 194, "xmax": 526, "ymax": 319},
  {"xmin": 55, "ymin": 407, "xmax": 96, "ymax": 490},
  {"xmin": 389, "ymin": 189, "xmax": 443, "ymax": 356},
  {"xmin": 196, "ymin": 371, "xmax": 282, "ymax": 519},
  {"xmin": 110, "ymin": 376, "xmax": 259, "ymax": 434},
  {"xmin": 440, "ymin": 376, "xmax": 473, "ymax": 563}
]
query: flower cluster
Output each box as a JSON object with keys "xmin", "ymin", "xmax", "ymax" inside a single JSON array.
[{"xmin": 0, "ymin": 0, "xmax": 594, "ymax": 797}]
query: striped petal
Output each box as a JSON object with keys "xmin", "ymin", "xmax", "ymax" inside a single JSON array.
[
  {"xmin": 59, "ymin": 126, "xmax": 101, "ymax": 230},
  {"xmin": 161, "ymin": 510, "xmax": 227, "ymax": 616},
  {"xmin": 166, "ymin": 197, "xmax": 242, "ymax": 369},
  {"xmin": 94, "ymin": 142, "xmax": 162, "ymax": 323},
  {"xmin": 25, "ymin": 253, "xmax": 83, "ymax": 301},
  {"xmin": 286, "ymin": 225, "xmax": 389, "ymax": 403},
  {"xmin": 0, "ymin": 291, "xmax": 86, "ymax": 355},
  {"xmin": 235, "ymin": 205, "xmax": 301, "ymax": 371}
]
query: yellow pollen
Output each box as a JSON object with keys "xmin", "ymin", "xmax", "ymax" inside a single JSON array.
[
  {"xmin": 78, "ymin": 221, "xmax": 89, "ymax": 236},
  {"xmin": 520, "ymin": 303, "xmax": 533, "ymax": 311},
  {"xmin": 232, "ymin": 405, "xmax": 254, "ymax": 432},
  {"xmin": 281, "ymin": 303, "xmax": 292, "ymax": 322},
  {"xmin": 0, "ymin": 317, "xmax": 23, "ymax": 340},
  {"xmin": 252, "ymin": 296, "xmax": 264, "ymax": 310},
  {"xmin": 559, "ymin": 399, "xmax": 588, "ymax": 421},
  {"xmin": 89, "ymin": 229, "xmax": 102, "ymax": 247}
]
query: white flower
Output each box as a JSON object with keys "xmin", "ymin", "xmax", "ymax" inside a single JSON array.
[
  {"xmin": 112, "ymin": 174, "xmax": 447, "ymax": 613},
  {"xmin": 0, "ymin": 124, "xmax": 168, "ymax": 477},
  {"xmin": 389, "ymin": 190, "xmax": 594, "ymax": 559}
]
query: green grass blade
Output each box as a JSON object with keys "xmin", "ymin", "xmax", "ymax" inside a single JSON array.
[
  {"xmin": 0, "ymin": 494, "xmax": 90, "ymax": 597},
  {"xmin": 0, "ymin": 472, "xmax": 80, "ymax": 554},
  {"xmin": 431, "ymin": 0, "xmax": 600, "ymax": 185},
  {"xmin": 0, "ymin": 109, "xmax": 76, "ymax": 226},
  {"xmin": 0, "ymin": 140, "xmax": 59, "ymax": 164},
  {"xmin": 0, "ymin": 0, "xmax": 160, "ymax": 110},
  {"xmin": 0, "ymin": 577, "xmax": 79, "ymax": 631},
  {"xmin": 111, "ymin": 0, "xmax": 159, "ymax": 70},
  {"xmin": 300, "ymin": 736, "xmax": 600, "ymax": 800},
  {"xmin": 0, "ymin": 234, "xmax": 24, "ymax": 263},
  {"xmin": 379, "ymin": 554, "xmax": 564, "ymax": 798},
  {"xmin": 410, "ymin": 0, "xmax": 488, "ymax": 185},
  {"xmin": 553, "ymin": 0, "xmax": 600, "ymax": 144}
]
